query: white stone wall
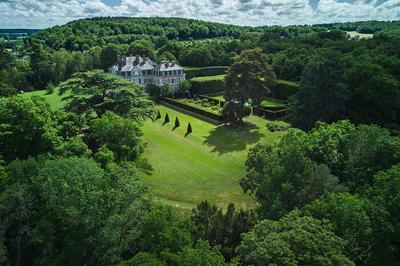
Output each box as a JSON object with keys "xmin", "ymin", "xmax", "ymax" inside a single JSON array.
[{"xmin": 109, "ymin": 69, "xmax": 186, "ymax": 93}]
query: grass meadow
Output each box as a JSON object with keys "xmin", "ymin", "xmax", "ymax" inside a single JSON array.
[{"xmin": 22, "ymin": 90, "xmax": 286, "ymax": 214}]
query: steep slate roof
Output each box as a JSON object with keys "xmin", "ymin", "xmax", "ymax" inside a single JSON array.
[
  {"xmin": 111, "ymin": 56, "xmax": 181, "ymax": 72},
  {"xmin": 154, "ymin": 61, "xmax": 183, "ymax": 71}
]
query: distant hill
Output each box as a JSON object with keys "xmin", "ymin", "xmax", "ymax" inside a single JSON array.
[
  {"xmin": 27, "ymin": 17, "xmax": 400, "ymax": 51},
  {"xmin": 0, "ymin": 29, "xmax": 40, "ymax": 35}
]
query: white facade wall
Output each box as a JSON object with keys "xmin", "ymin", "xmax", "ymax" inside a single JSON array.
[
  {"xmin": 111, "ymin": 70, "xmax": 186, "ymax": 93},
  {"xmin": 108, "ymin": 57, "xmax": 186, "ymax": 93}
]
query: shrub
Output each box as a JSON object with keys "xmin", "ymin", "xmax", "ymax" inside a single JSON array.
[
  {"xmin": 266, "ymin": 122, "xmax": 289, "ymax": 132},
  {"xmin": 156, "ymin": 110, "xmax": 161, "ymax": 119},
  {"xmin": 187, "ymin": 123, "xmax": 192, "ymax": 134},
  {"xmin": 175, "ymin": 117, "xmax": 180, "ymax": 128},
  {"xmin": 164, "ymin": 113, "xmax": 170, "ymax": 123},
  {"xmin": 146, "ymin": 84, "xmax": 161, "ymax": 97}
]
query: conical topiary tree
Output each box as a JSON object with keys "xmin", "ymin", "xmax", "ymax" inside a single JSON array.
[
  {"xmin": 175, "ymin": 117, "xmax": 180, "ymax": 128},
  {"xmin": 156, "ymin": 109, "xmax": 161, "ymax": 120},
  {"xmin": 164, "ymin": 113, "xmax": 170, "ymax": 124},
  {"xmin": 187, "ymin": 122, "xmax": 192, "ymax": 134}
]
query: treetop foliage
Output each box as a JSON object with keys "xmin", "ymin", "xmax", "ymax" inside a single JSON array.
[{"xmin": 58, "ymin": 70, "xmax": 155, "ymax": 120}]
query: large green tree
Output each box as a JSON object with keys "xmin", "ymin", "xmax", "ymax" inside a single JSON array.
[
  {"xmin": 0, "ymin": 157, "xmax": 150, "ymax": 265},
  {"xmin": 100, "ymin": 43, "xmax": 121, "ymax": 70},
  {"xmin": 128, "ymin": 39, "xmax": 156, "ymax": 59},
  {"xmin": 191, "ymin": 201, "xmax": 253, "ymax": 260},
  {"xmin": 89, "ymin": 111, "xmax": 144, "ymax": 162},
  {"xmin": 223, "ymin": 49, "xmax": 275, "ymax": 124},
  {"xmin": 0, "ymin": 96, "xmax": 61, "ymax": 162},
  {"xmin": 58, "ymin": 71, "xmax": 154, "ymax": 120},
  {"xmin": 237, "ymin": 210, "xmax": 354, "ymax": 265},
  {"xmin": 345, "ymin": 61, "xmax": 400, "ymax": 126},
  {"xmin": 241, "ymin": 129, "xmax": 342, "ymax": 219},
  {"xmin": 290, "ymin": 50, "xmax": 350, "ymax": 130},
  {"xmin": 304, "ymin": 193, "xmax": 373, "ymax": 263},
  {"xmin": 363, "ymin": 165, "xmax": 400, "ymax": 265}
]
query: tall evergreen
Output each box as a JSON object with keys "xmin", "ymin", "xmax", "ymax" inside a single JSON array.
[
  {"xmin": 164, "ymin": 113, "xmax": 170, "ymax": 124},
  {"xmin": 175, "ymin": 117, "xmax": 180, "ymax": 128}
]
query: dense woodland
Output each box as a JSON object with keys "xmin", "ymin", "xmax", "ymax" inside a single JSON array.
[{"xmin": 1, "ymin": 17, "xmax": 400, "ymax": 265}]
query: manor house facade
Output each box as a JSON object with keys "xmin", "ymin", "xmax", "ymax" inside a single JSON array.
[{"xmin": 108, "ymin": 55, "xmax": 186, "ymax": 92}]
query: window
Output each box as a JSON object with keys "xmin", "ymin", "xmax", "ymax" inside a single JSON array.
[
  {"xmin": 139, "ymin": 79, "xmax": 142, "ymax": 83},
  {"xmin": 128, "ymin": 72, "xmax": 131, "ymax": 77}
]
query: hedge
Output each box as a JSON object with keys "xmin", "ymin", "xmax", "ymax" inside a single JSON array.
[
  {"xmin": 161, "ymin": 97, "xmax": 223, "ymax": 122},
  {"xmin": 184, "ymin": 66, "xmax": 229, "ymax": 79},
  {"xmin": 190, "ymin": 75, "xmax": 226, "ymax": 94},
  {"xmin": 197, "ymin": 94, "xmax": 223, "ymax": 106},
  {"xmin": 270, "ymin": 80, "xmax": 299, "ymax": 100}
]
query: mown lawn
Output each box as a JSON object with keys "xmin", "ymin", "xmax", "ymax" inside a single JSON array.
[
  {"xmin": 207, "ymin": 91, "xmax": 286, "ymax": 107},
  {"xmin": 190, "ymin": 74, "xmax": 226, "ymax": 82},
  {"xmin": 21, "ymin": 90, "xmax": 286, "ymax": 214},
  {"xmin": 143, "ymin": 105, "xmax": 285, "ymax": 214},
  {"xmin": 21, "ymin": 89, "xmax": 71, "ymax": 109}
]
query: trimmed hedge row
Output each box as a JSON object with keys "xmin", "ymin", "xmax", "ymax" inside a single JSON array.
[
  {"xmin": 189, "ymin": 75, "xmax": 298, "ymax": 101},
  {"xmin": 270, "ymin": 80, "xmax": 299, "ymax": 100},
  {"xmin": 161, "ymin": 97, "xmax": 223, "ymax": 122},
  {"xmin": 185, "ymin": 66, "xmax": 229, "ymax": 79},
  {"xmin": 190, "ymin": 76, "xmax": 226, "ymax": 94},
  {"xmin": 197, "ymin": 94, "xmax": 224, "ymax": 107}
]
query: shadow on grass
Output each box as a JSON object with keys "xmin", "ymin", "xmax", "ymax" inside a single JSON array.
[{"xmin": 203, "ymin": 122, "xmax": 263, "ymax": 154}]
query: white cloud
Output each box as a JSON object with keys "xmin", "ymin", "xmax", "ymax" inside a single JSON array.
[{"xmin": 0, "ymin": 0, "xmax": 399, "ymax": 28}]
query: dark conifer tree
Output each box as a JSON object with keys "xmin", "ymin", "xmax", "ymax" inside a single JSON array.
[
  {"xmin": 175, "ymin": 117, "xmax": 180, "ymax": 128},
  {"xmin": 164, "ymin": 113, "xmax": 170, "ymax": 124}
]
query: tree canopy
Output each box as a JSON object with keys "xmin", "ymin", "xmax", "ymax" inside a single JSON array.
[{"xmin": 58, "ymin": 70, "xmax": 154, "ymax": 120}]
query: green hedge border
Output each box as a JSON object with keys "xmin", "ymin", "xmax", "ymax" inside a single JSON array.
[
  {"xmin": 184, "ymin": 66, "xmax": 229, "ymax": 79},
  {"xmin": 161, "ymin": 97, "xmax": 223, "ymax": 123}
]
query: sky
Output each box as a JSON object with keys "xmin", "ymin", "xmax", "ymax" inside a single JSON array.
[{"xmin": 0, "ymin": 0, "xmax": 399, "ymax": 29}]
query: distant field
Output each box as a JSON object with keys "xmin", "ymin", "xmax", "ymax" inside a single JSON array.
[
  {"xmin": 346, "ymin": 31, "xmax": 373, "ymax": 39},
  {"xmin": 22, "ymin": 90, "xmax": 287, "ymax": 214}
]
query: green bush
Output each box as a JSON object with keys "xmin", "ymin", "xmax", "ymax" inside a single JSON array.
[
  {"xmin": 269, "ymin": 80, "xmax": 299, "ymax": 100},
  {"xmin": 185, "ymin": 66, "xmax": 229, "ymax": 79},
  {"xmin": 266, "ymin": 122, "xmax": 289, "ymax": 132},
  {"xmin": 164, "ymin": 113, "xmax": 170, "ymax": 123},
  {"xmin": 175, "ymin": 117, "xmax": 180, "ymax": 128},
  {"xmin": 190, "ymin": 75, "xmax": 226, "ymax": 94},
  {"xmin": 187, "ymin": 123, "xmax": 192, "ymax": 134}
]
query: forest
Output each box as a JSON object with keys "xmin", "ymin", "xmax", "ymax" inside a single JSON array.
[{"xmin": 1, "ymin": 17, "xmax": 400, "ymax": 265}]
